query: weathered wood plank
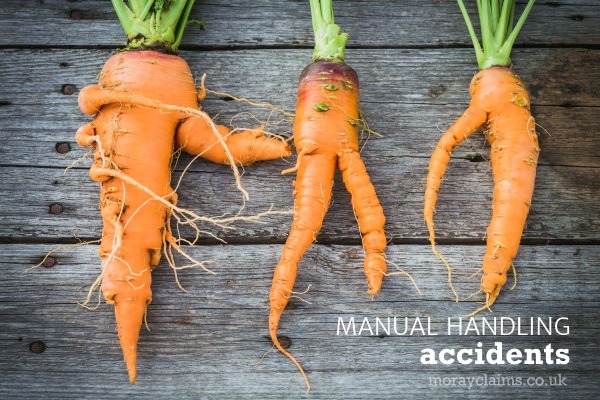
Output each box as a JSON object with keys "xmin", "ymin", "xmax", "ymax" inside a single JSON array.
[
  {"xmin": 1, "ymin": 1, "xmax": 598, "ymax": 48},
  {"xmin": 1, "ymin": 48, "xmax": 598, "ymax": 242},
  {"xmin": 1, "ymin": 48, "xmax": 598, "ymax": 171},
  {"xmin": 0, "ymin": 157, "xmax": 598, "ymax": 242},
  {"xmin": 1, "ymin": 244, "xmax": 598, "ymax": 398},
  {"xmin": 2, "ymin": 101, "xmax": 599, "ymax": 169},
  {"xmin": 1, "ymin": 0, "xmax": 597, "ymax": 398}
]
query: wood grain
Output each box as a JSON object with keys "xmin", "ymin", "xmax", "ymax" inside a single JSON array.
[
  {"xmin": 1, "ymin": 1, "xmax": 599, "ymax": 398},
  {"xmin": 0, "ymin": 48, "xmax": 598, "ymax": 170},
  {"xmin": 1, "ymin": 244, "xmax": 597, "ymax": 398},
  {"xmin": 0, "ymin": 158, "xmax": 597, "ymax": 242},
  {"xmin": 0, "ymin": 1, "xmax": 598, "ymax": 48},
  {"xmin": 0, "ymin": 48, "xmax": 598, "ymax": 242}
]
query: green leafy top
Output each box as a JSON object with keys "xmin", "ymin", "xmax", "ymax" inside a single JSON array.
[
  {"xmin": 309, "ymin": 0, "xmax": 348, "ymax": 62},
  {"xmin": 457, "ymin": 0, "xmax": 535, "ymax": 70},
  {"xmin": 111, "ymin": 0, "xmax": 195, "ymax": 52}
]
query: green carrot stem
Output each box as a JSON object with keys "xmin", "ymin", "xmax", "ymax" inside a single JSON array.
[
  {"xmin": 457, "ymin": 0, "xmax": 535, "ymax": 70},
  {"xmin": 309, "ymin": 0, "xmax": 349, "ymax": 63},
  {"xmin": 111, "ymin": 0, "xmax": 196, "ymax": 53}
]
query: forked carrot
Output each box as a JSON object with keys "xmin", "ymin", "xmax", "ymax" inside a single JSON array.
[
  {"xmin": 77, "ymin": 0, "xmax": 290, "ymax": 382},
  {"xmin": 424, "ymin": 0, "xmax": 538, "ymax": 314},
  {"xmin": 269, "ymin": 0, "xmax": 387, "ymax": 392}
]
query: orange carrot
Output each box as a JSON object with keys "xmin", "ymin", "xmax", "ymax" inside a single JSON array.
[
  {"xmin": 269, "ymin": 0, "xmax": 386, "ymax": 392},
  {"xmin": 76, "ymin": 1, "xmax": 290, "ymax": 383},
  {"xmin": 424, "ymin": 0, "xmax": 538, "ymax": 313}
]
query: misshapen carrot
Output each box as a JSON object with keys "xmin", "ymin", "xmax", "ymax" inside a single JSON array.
[
  {"xmin": 425, "ymin": 0, "xmax": 538, "ymax": 313},
  {"xmin": 425, "ymin": 67, "xmax": 538, "ymax": 304},
  {"xmin": 269, "ymin": 1, "xmax": 386, "ymax": 392},
  {"xmin": 79, "ymin": 51, "xmax": 191, "ymax": 383},
  {"xmin": 76, "ymin": 1, "xmax": 290, "ymax": 383},
  {"xmin": 78, "ymin": 49, "xmax": 290, "ymax": 382}
]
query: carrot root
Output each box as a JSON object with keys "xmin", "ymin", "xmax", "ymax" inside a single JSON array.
[
  {"xmin": 424, "ymin": 105, "xmax": 487, "ymax": 302},
  {"xmin": 204, "ymin": 88, "xmax": 295, "ymax": 117},
  {"xmin": 176, "ymin": 118, "xmax": 291, "ymax": 165},
  {"xmin": 77, "ymin": 50, "xmax": 292, "ymax": 382},
  {"xmin": 114, "ymin": 296, "xmax": 148, "ymax": 383},
  {"xmin": 80, "ymin": 84, "xmax": 248, "ymax": 200},
  {"xmin": 269, "ymin": 319, "xmax": 311, "ymax": 393},
  {"xmin": 270, "ymin": 59, "xmax": 388, "ymax": 392},
  {"xmin": 425, "ymin": 66, "xmax": 538, "ymax": 311},
  {"xmin": 338, "ymin": 151, "xmax": 387, "ymax": 295}
]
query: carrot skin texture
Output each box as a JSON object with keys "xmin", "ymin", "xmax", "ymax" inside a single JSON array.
[
  {"xmin": 88, "ymin": 52, "xmax": 195, "ymax": 383},
  {"xmin": 270, "ymin": 152, "xmax": 336, "ymax": 388},
  {"xmin": 481, "ymin": 68, "xmax": 538, "ymax": 298},
  {"xmin": 338, "ymin": 151, "xmax": 387, "ymax": 294},
  {"xmin": 176, "ymin": 120, "xmax": 291, "ymax": 165},
  {"xmin": 77, "ymin": 50, "xmax": 290, "ymax": 382},
  {"xmin": 270, "ymin": 152, "xmax": 336, "ymax": 307},
  {"xmin": 291, "ymin": 61, "xmax": 387, "ymax": 293},
  {"xmin": 270, "ymin": 61, "xmax": 387, "ymax": 389},
  {"xmin": 425, "ymin": 66, "xmax": 539, "ymax": 304}
]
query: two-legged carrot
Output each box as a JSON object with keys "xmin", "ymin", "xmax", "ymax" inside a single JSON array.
[
  {"xmin": 76, "ymin": 0, "xmax": 290, "ymax": 383},
  {"xmin": 424, "ymin": 0, "xmax": 538, "ymax": 314},
  {"xmin": 269, "ymin": 0, "xmax": 387, "ymax": 392}
]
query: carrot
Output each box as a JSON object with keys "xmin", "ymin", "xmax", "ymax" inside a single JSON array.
[
  {"xmin": 269, "ymin": 0, "xmax": 387, "ymax": 392},
  {"xmin": 76, "ymin": 0, "xmax": 290, "ymax": 382},
  {"xmin": 424, "ymin": 0, "xmax": 538, "ymax": 314}
]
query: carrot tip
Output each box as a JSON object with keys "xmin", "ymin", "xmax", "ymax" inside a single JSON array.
[{"xmin": 126, "ymin": 353, "xmax": 137, "ymax": 383}]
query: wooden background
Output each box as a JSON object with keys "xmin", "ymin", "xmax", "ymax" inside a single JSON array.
[{"xmin": 1, "ymin": 1, "xmax": 599, "ymax": 398}]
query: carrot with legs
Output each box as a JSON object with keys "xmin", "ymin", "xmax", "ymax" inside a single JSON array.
[
  {"xmin": 269, "ymin": 0, "xmax": 387, "ymax": 391},
  {"xmin": 424, "ymin": 0, "xmax": 538, "ymax": 314},
  {"xmin": 77, "ymin": 0, "xmax": 290, "ymax": 382}
]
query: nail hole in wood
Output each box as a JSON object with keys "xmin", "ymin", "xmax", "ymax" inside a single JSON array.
[
  {"xmin": 55, "ymin": 142, "xmax": 71, "ymax": 154},
  {"xmin": 70, "ymin": 10, "xmax": 83, "ymax": 20},
  {"xmin": 42, "ymin": 257, "xmax": 56, "ymax": 268},
  {"xmin": 49, "ymin": 203, "xmax": 64, "ymax": 214},
  {"xmin": 62, "ymin": 84, "xmax": 77, "ymax": 95},
  {"xmin": 277, "ymin": 336, "xmax": 292, "ymax": 349},
  {"xmin": 29, "ymin": 341, "xmax": 46, "ymax": 354}
]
